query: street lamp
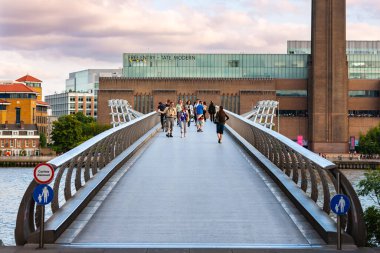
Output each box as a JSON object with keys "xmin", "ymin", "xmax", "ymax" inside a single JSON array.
[{"xmin": 277, "ymin": 101, "xmax": 280, "ymax": 133}]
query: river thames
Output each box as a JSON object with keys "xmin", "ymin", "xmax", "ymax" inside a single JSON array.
[{"xmin": 0, "ymin": 168, "xmax": 373, "ymax": 246}]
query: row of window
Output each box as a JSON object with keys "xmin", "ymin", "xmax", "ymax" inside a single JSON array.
[
  {"xmin": 36, "ymin": 106, "xmax": 47, "ymax": 112},
  {"xmin": 36, "ymin": 116, "xmax": 48, "ymax": 124},
  {"xmin": 0, "ymin": 94, "xmax": 37, "ymax": 99},
  {"xmin": 348, "ymin": 110, "xmax": 380, "ymax": 117},
  {"xmin": 69, "ymin": 104, "xmax": 97, "ymax": 109},
  {"xmin": 276, "ymin": 90, "xmax": 307, "ymax": 97},
  {"xmin": 69, "ymin": 97, "xmax": 95, "ymax": 102},
  {"xmin": 0, "ymin": 139, "xmax": 37, "ymax": 148},
  {"xmin": 0, "ymin": 131, "xmax": 36, "ymax": 136},
  {"xmin": 277, "ymin": 110, "xmax": 380, "ymax": 117},
  {"xmin": 349, "ymin": 90, "xmax": 379, "ymax": 97},
  {"xmin": 134, "ymin": 95, "xmax": 154, "ymax": 114},
  {"xmin": 279, "ymin": 110, "xmax": 308, "ymax": 117}
]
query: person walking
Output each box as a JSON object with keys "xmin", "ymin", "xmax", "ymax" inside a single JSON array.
[
  {"xmin": 193, "ymin": 101, "xmax": 198, "ymax": 126},
  {"xmin": 176, "ymin": 99, "xmax": 183, "ymax": 126},
  {"xmin": 157, "ymin": 102, "xmax": 166, "ymax": 131},
  {"xmin": 208, "ymin": 101, "xmax": 216, "ymax": 122},
  {"xmin": 203, "ymin": 101, "xmax": 208, "ymax": 122},
  {"xmin": 185, "ymin": 100, "xmax": 193, "ymax": 127},
  {"xmin": 179, "ymin": 106, "xmax": 189, "ymax": 138},
  {"xmin": 196, "ymin": 100, "xmax": 204, "ymax": 132},
  {"xmin": 215, "ymin": 106, "xmax": 229, "ymax": 143},
  {"xmin": 158, "ymin": 101, "xmax": 177, "ymax": 137}
]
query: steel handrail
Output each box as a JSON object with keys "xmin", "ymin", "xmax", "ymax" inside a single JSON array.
[
  {"xmin": 15, "ymin": 112, "xmax": 159, "ymax": 245},
  {"xmin": 225, "ymin": 110, "xmax": 366, "ymax": 246}
]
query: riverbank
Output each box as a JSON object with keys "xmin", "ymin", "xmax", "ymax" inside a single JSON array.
[{"xmin": 0, "ymin": 156, "xmax": 56, "ymax": 167}]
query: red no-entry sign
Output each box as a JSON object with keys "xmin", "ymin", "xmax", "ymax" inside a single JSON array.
[{"xmin": 33, "ymin": 163, "xmax": 54, "ymax": 184}]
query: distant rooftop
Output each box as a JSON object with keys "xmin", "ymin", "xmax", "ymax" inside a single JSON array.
[
  {"xmin": 0, "ymin": 83, "xmax": 37, "ymax": 93},
  {"xmin": 16, "ymin": 74, "xmax": 42, "ymax": 83}
]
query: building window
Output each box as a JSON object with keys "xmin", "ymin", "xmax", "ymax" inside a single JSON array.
[
  {"xmin": 276, "ymin": 90, "xmax": 307, "ymax": 97},
  {"xmin": 12, "ymin": 131, "xmax": 18, "ymax": 135},
  {"xmin": 10, "ymin": 139, "xmax": 13, "ymax": 147},
  {"xmin": 32, "ymin": 140, "xmax": 36, "ymax": 147},
  {"xmin": 1, "ymin": 140, "xmax": 3, "ymax": 147},
  {"xmin": 349, "ymin": 90, "xmax": 380, "ymax": 97},
  {"xmin": 228, "ymin": 60, "xmax": 239, "ymax": 67},
  {"xmin": 348, "ymin": 110, "xmax": 380, "ymax": 117},
  {"xmin": 78, "ymin": 97, "xmax": 83, "ymax": 102},
  {"xmin": 279, "ymin": 110, "xmax": 308, "ymax": 117},
  {"xmin": 25, "ymin": 140, "xmax": 29, "ymax": 147},
  {"xmin": 0, "ymin": 105, "xmax": 6, "ymax": 110},
  {"xmin": 17, "ymin": 140, "xmax": 21, "ymax": 148},
  {"xmin": 70, "ymin": 97, "xmax": 75, "ymax": 102},
  {"xmin": 27, "ymin": 131, "xmax": 34, "ymax": 136},
  {"xmin": 86, "ymin": 97, "xmax": 92, "ymax": 102}
]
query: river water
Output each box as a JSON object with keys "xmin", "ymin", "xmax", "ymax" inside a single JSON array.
[{"xmin": 0, "ymin": 168, "xmax": 374, "ymax": 246}]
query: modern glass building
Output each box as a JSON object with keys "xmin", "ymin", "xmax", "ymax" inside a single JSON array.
[
  {"xmin": 288, "ymin": 40, "xmax": 380, "ymax": 79},
  {"xmin": 66, "ymin": 69, "xmax": 122, "ymax": 93},
  {"xmin": 123, "ymin": 53, "xmax": 309, "ymax": 79}
]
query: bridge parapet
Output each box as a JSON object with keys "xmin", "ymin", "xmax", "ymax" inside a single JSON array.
[
  {"xmin": 226, "ymin": 110, "xmax": 366, "ymax": 247},
  {"xmin": 15, "ymin": 112, "xmax": 160, "ymax": 245}
]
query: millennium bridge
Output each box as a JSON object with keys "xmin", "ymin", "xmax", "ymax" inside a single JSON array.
[{"xmin": 14, "ymin": 110, "xmax": 366, "ymax": 251}]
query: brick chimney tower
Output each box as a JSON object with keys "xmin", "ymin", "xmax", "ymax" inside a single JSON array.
[{"xmin": 309, "ymin": 0, "xmax": 348, "ymax": 153}]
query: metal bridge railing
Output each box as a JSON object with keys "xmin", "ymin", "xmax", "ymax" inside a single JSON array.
[
  {"xmin": 15, "ymin": 112, "xmax": 159, "ymax": 245},
  {"xmin": 226, "ymin": 110, "xmax": 366, "ymax": 247}
]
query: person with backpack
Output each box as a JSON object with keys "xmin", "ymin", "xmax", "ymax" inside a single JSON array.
[
  {"xmin": 215, "ymin": 106, "xmax": 229, "ymax": 143},
  {"xmin": 179, "ymin": 106, "xmax": 189, "ymax": 138},
  {"xmin": 157, "ymin": 102, "xmax": 166, "ymax": 131},
  {"xmin": 208, "ymin": 101, "xmax": 216, "ymax": 122}
]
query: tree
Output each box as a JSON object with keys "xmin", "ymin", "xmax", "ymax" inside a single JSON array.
[
  {"xmin": 39, "ymin": 133, "xmax": 47, "ymax": 148},
  {"xmin": 51, "ymin": 115, "xmax": 83, "ymax": 153},
  {"xmin": 357, "ymin": 169, "xmax": 380, "ymax": 246},
  {"xmin": 51, "ymin": 113, "xmax": 111, "ymax": 153},
  {"xmin": 358, "ymin": 124, "xmax": 380, "ymax": 155}
]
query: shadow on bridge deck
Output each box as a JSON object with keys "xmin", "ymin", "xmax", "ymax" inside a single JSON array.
[{"xmin": 57, "ymin": 121, "xmax": 324, "ymax": 248}]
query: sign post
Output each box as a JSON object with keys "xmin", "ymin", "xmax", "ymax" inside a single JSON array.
[
  {"xmin": 330, "ymin": 172, "xmax": 350, "ymax": 251},
  {"xmin": 33, "ymin": 163, "xmax": 54, "ymax": 249}
]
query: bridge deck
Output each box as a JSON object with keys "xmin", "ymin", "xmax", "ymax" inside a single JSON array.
[{"xmin": 62, "ymin": 122, "xmax": 323, "ymax": 247}]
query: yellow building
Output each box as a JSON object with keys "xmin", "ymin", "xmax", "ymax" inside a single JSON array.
[{"xmin": 0, "ymin": 75, "xmax": 49, "ymax": 135}]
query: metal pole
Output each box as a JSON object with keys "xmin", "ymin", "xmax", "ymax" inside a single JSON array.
[
  {"xmin": 39, "ymin": 205, "xmax": 45, "ymax": 249},
  {"xmin": 337, "ymin": 172, "xmax": 342, "ymax": 250},
  {"xmin": 277, "ymin": 101, "xmax": 280, "ymax": 133}
]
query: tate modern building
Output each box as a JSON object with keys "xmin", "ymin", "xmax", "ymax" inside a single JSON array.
[{"xmin": 97, "ymin": 0, "xmax": 380, "ymax": 153}]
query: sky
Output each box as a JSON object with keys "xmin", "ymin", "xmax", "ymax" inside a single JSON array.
[{"xmin": 0, "ymin": 0, "xmax": 379, "ymax": 97}]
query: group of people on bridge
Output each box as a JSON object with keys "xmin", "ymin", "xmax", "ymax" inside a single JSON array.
[{"xmin": 157, "ymin": 99, "xmax": 229, "ymax": 143}]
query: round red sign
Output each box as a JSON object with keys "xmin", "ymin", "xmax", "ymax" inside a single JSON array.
[{"xmin": 33, "ymin": 163, "xmax": 54, "ymax": 184}]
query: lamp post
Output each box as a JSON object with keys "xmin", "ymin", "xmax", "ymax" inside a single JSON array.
[{"xmin": 277, "ymin": 101, "xmax": 280, "ymax": 133}]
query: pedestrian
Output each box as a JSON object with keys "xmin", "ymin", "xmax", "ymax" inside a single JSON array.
[
  {"xmin": 203, "ymin": 101, "xmax": 207, "ymax": 122},
  {"xmin": 176, "ymin": 99, "xmax": 183, "ymax": 126},
  {"xmin": 208, "ymin": 101, "xmax": 216, "ymax": 122},
  {"xmin": 157, "ymin": 102, "xmax": 166, "ymax": 131},
  {"xmin": 179, "ymin": 106, "xmax": 189, "ymax": 138},
  {"xmin": 193, "ymin": 101, "xmax": 198, "ymax": 126},
  {"xmin": 157, "ymin": 101, "xmax": 177, "ymax": 137},
  {"xmin": 185, "ymin": 100, "xmax": 193, "ymax": 127},
  {"xmin": 196, "ymin": 100, "xmax": 204, "ymax": 132},
  {"xmin": 215, "ymin": 106, "xmax": 229, "ymax": 143}
]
